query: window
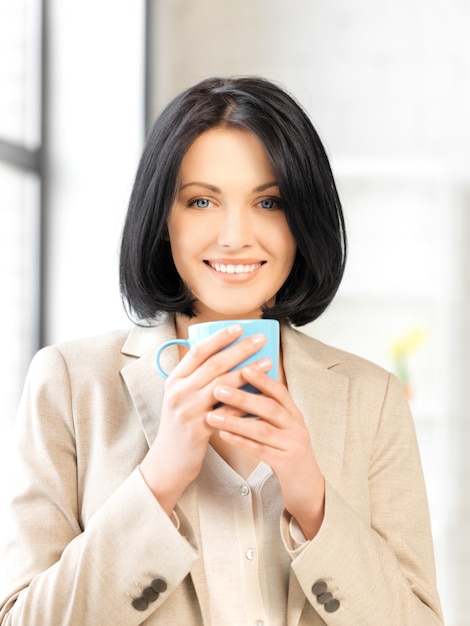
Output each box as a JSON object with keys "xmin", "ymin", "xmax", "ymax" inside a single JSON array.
[{"xmin": 0, "ymin": 0, "xmax": 43, "ymax": 426}]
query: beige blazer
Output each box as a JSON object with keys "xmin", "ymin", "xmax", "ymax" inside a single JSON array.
[{"xmin": 0, "ymin": 317, "xmax": 443, "ymax": 625}]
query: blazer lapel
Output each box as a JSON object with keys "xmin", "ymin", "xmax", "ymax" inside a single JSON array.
[
  {"xmin": 120, "ymin": 318, "xmax": 176, "ymax": 447},
  {"xmin": 281, "ymin": 324, "xmax": 349, "ymax": 489}
]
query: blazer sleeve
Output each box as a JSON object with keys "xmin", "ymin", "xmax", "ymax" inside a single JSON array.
[
  {"xmin": 282, "ymin": 373, "xmax": 444, "ymax": 625},
  {"xmin": 0, "ymin": 346, "xmax": 198, "ymax": 626}
]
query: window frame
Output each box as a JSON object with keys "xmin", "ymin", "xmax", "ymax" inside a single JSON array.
[{"xmin": 0, "ymin": 0, "xmax": 45, "ymax": 353}]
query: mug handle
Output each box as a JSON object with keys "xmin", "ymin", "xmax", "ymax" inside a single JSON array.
[{"xmin": 155, "ymin": 339, "xmax": 190, "ymax": 378}]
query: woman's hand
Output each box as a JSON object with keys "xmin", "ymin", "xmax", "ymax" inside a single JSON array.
[
  {"xmin": 139, "ymin": 325, "xmax": 271, "ymax": 515},
  {"xmin": 206, "ymin": 364, "xmax": 325, "ymax": 540}
]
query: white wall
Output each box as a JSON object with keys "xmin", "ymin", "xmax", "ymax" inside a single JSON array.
[
  {"xmin": 44, "ymin": 0, "xmax": 145, "ymax": 345},
  {"xmin": 151, "ymin": 0, "xmax": 470, "ymax": 164}
]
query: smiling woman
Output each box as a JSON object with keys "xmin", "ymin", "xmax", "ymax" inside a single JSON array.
[{"xmin": 0, "ymin": 76, "xmax": 443, "ymax": 625}]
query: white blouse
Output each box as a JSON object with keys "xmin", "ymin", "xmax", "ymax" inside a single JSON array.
[{"xmin": 185, "ymin": 446, "xmax": 307, "ymax": 626}]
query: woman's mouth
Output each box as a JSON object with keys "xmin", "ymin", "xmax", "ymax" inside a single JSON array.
[{"xmin": 205, "ymin": 261, "xmax": 263, "ymax": 274}]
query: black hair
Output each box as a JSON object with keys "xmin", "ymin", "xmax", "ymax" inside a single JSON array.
[{"xmin": 119, "ymin": 76, "xmax": 347, "ymax": 326}]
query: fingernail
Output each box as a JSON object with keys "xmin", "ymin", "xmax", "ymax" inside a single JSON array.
[
  {"xmin": 251, "ymin": 333, "xmax": 266, "ymax": 345},
  {"xmin": 242, "ymin": 365, "xmax": 256, "ymax": 378},
  {"xmin": 207, "ymin": 411, "xmax": 224, "ymax": 423},
  {"xmin": 215, "ymin": 386, "xmax": 232, "ymax": 398},
  {"xmin": 258, "ymin": 358, "xmax": 272, "ymax": 371},
  {"xmin": 227, "ymin": 324, "xmax": 243, "ymax": 334}
]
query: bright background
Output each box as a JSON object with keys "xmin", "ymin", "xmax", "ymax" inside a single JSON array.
[{"xmin": 1, "ymin": 1, "xmax": 469, "ymax": 624}]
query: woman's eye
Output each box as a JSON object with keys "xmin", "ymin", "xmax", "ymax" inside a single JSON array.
[
  {"xmin": 259, "ymin": 198, "xmax": 281, "ymax": 210},
  {"xmin": 190, "ymin": 198, "xmax": 211, "ymax": 208}
]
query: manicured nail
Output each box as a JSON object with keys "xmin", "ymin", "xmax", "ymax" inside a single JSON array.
[
  {"xmin": 258, "ymin": 358, "xmax": 272, "ymax": 371},
  {"xmin": 242, "ymin": 365, "xmax": 256, "ymax": 378},
  {"xmin": 215, "ymin": 386, "xmax": 232, "ymax": 398},
  {"xmin": 251, "ymin": 333, "xmax": 266, "ymax": 345},
  {"xmin": 227, "ymin": 324, "xmax": 243, "ymax": 334},
  {"xmin": 207, "ymin": 411, "xmax": 224, "ymax": 423}
]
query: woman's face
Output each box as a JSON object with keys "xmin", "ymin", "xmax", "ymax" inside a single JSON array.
[{"xmin": 167, "ymin": 126, "xmax": 297, "ymax": 321}]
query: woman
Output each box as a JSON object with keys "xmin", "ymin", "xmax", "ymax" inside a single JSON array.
[{"xmin": 0, "ymin": 77, "xmax": 443, "ymax": 625}]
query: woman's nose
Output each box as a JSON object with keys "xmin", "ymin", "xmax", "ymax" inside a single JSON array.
[{"xmin": 217, "ymin": 206, "xmax": 254, "ymax": 248}]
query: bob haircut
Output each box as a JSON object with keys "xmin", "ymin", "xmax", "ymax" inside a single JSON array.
[{"xmin": 120, "ymin": 76, "xmax": 347, "ymax": 326}]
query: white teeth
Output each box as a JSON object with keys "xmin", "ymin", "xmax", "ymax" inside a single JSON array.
[{"xmin": 210, "ymin": 262, "xmax": 260, "ymax": 274}]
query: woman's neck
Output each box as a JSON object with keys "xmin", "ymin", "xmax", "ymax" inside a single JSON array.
[{"xmin": 174, "ymin": 313, "xmax": 191, "ymax": 339}]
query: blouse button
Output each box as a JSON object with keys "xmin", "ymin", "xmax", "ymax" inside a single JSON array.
[
  {"xmin": 254, "ymin": 621, "xmax": 265, "ymax": 626},
  {"xmin": 240, "ymin": 485, "xmax": 250, "ymax": 497},
  {"xmin": 246, "ymin": 548, "xmax": 254, "ymax": 560}
]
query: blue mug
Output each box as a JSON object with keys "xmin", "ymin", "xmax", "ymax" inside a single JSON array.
[{"xmin": 155, "ymin": 319, "xmax": 279, "ymax": 385}]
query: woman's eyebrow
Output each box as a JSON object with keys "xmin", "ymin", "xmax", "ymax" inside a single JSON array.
[
  {"xmin": 179, "ymin": 181, "xmax": 279, "ymax": 192},
  {"xmin": 254, "ymin": 181, "xmax": 278, "ymax": 192},
  {"xmin": 179, "ymin": 181, "xmax": 220, "ymax": 192}
]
